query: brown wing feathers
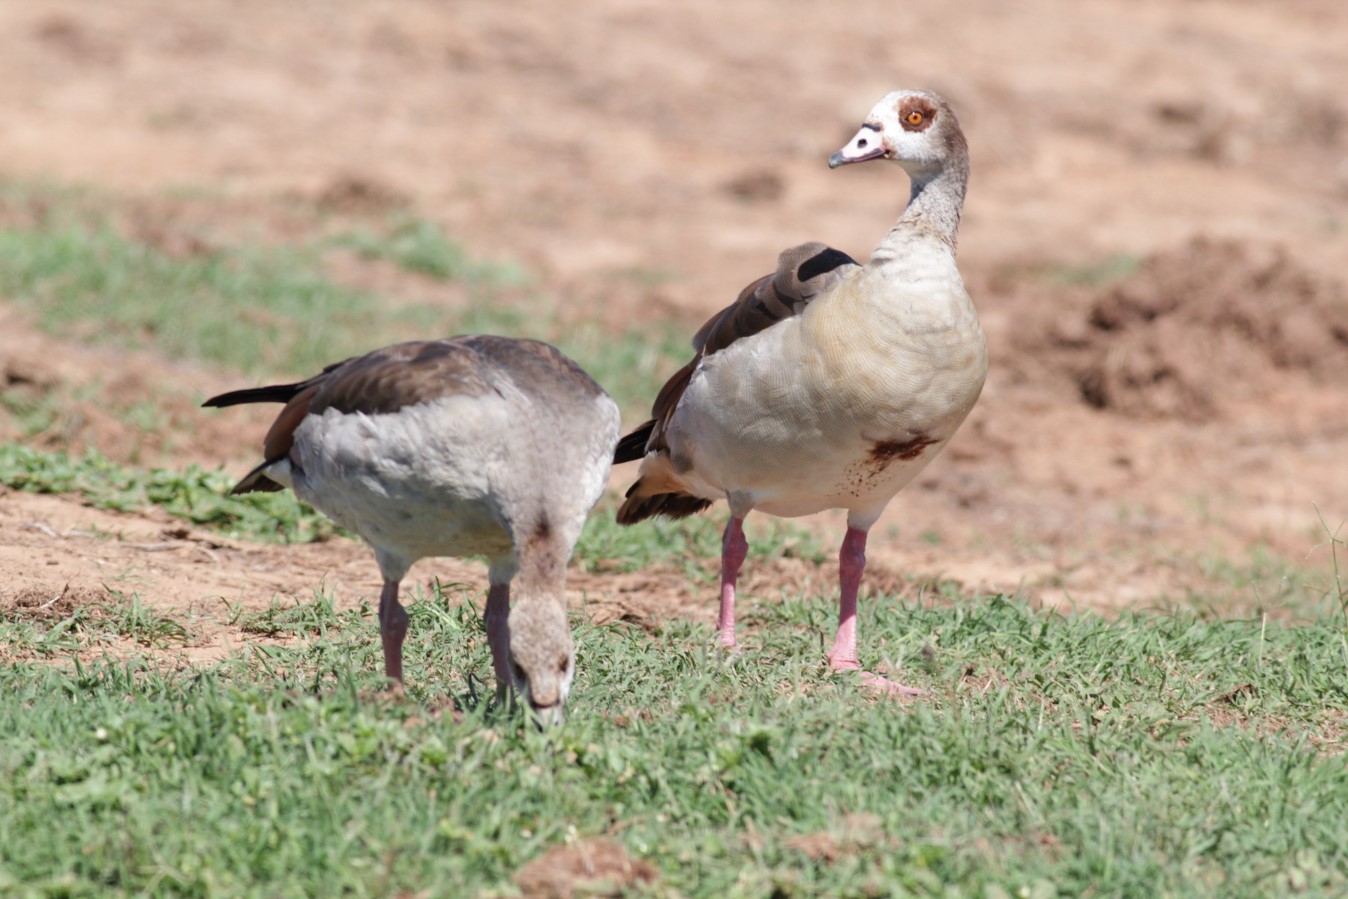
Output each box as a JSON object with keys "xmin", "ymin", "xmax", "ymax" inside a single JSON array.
[
  {"xmin": 614, "ymin": 243, "xmax": 858, "ymax": 523},
  {"xmin": 205, "ymin": 336, "xmax": 531, "ymax": 496},
  {"xmin": 693, "ymin": 243, "xmax": 855, "ymax": 356},
  {"xmin": 208, "ymin": 335, "xmax": 600, "ymax": 496}
]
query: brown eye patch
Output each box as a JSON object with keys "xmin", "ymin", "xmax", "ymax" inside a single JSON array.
[{"xmin": 898, "ymin": 98, "xmax": 937, "ymax": 132}]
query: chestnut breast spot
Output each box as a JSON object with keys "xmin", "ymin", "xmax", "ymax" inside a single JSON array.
[{"xmin": 868, "ymin": 435, "xmax": 938, "ymax": 470}]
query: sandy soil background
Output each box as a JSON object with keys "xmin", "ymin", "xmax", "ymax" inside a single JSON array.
[{"xmin": 1, "ymin": 0, "xmax": 1346, "ymax": 658}]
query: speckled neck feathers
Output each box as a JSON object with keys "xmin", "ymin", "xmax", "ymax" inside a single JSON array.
[{"xmin": 872, "ymin": 112, "xmax": 969, "ymax": 263}]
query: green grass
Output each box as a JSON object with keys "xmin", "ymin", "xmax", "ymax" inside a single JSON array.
[
  {"xmin": 0, "ymin": 601, "xmax": 105, "ymax": 660},
  {"xmin": 328, "ymin": 215, "xmax": 528, "ymax": 284},
  {"xmin": 2, "ymin": 590, "xmax": 1347, "ymax": 896},
  {"xmin": 578, "ymin": 508, "xmax": 825, "ymax": 579},
  {"xmin": 228, "ymin": 588, "xmax": 351, "ymax": 639},
  {"xmin": 0, "ymin": 442, "xmax": 826, "ymax": 575},
  {"xmin": 101, "ymin": 590, "xmax": 194, "ymax": 649},
  {"xmin": 0, "ymin": 186, "xmax": 691, "ymax": 418},
  {"xmin": 0, "ymin": 443, "xmax": 337, "ymax": 544},
  {"xmin": 1, "ymin": 588, "xmax": 195, "ymax": 660},
  {"xmin": 0, "ymin": 225, "xmax": 448, "ymax": 376}
]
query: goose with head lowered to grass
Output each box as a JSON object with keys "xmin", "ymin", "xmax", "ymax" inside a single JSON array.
[
  {"xmin": 205, "ymin": 335, "xmax": 621, "ymax": 724},
  {"xmin": 614, "ymin": 89, "xmax": 988, "ymax": 695}
]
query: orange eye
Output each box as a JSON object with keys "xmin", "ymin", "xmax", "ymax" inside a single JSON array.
[{"xmin": 905, "ymin": 111, "xmax": 924, "ymax": 126}]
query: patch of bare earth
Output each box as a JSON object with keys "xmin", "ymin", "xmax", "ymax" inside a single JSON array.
[
  {"xmin": 1, "ymin": 488, "xmax": 382, "ymax": 664},
  {"xmin": 786, "ymin": 813, "xmax": 886, "ymax": 862},
  {"xmin": 513, "ymin": 838, "xmax": 657, "ymax": 899},
  {"xmin": 0, "ymin": 483, "xmax": 717, "ymax": 671},
  {"xmin": 3, "ymin": 583, "xmax": 109, "ymax": 621},
  {"xmin": 0, "ymin": 304, "xmax": 278, "ymax": 467}
]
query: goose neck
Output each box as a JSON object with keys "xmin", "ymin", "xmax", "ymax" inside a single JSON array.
[{"xmin": 869, "ymin": 160, "xmax": 968, "ymax": 264}]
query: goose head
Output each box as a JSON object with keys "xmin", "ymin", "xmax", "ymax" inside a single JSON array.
[
  {"xmin": 507, "ymin": 600, "xmax": 575, "ymax": 727},
  {"xmin": 828, "ymin": 89, "xmax": 967, "ymax": 180}
]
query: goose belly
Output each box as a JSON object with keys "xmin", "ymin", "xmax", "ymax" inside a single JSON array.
[
  {"xmin": 671, "ymin": 390, "xmax": 953, "ymax": 519},
  {"xmin": 668, "ymin": 319, "xmax": 983, "ymax": 519},
  {"xmin": 289, "ymin": 399, "xmax": 516, "ymax": 563}
]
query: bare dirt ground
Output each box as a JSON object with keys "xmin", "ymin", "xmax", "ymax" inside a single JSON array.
[{"xmin": 2, "ymin": 0, "xmax": 1347, "ymax": 661}]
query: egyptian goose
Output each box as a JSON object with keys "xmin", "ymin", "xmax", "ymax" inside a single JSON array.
[
  {"xmin": 205, "ymin": 335, "xmax": 620, "ymax": 723},
  {"xmin": 614, "ymin": 89, "xmax": 987, "ymax": 695}
]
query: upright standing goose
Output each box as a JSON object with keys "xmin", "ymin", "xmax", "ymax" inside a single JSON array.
[
  {"xmin": 205, "ymin": 335, "xmax": 621, "ymax": 723},
  {"xmin": 614, "ymin": 89, "xmax": 988, "ymax": 695}
]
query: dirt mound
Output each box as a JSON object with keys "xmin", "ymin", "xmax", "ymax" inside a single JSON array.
[
  {"xmin": 2, "ymin": 584, "xmax": 110, "ymax": 621},
  {"xmin": 513, "ymin": 838, "xmax": 657, "ymax": 899},
  {"xmin": 1030, "ymin": 238, "xmax": 1348, "ymax": 421}
]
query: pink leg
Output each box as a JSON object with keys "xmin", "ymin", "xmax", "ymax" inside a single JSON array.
[
  {"xmin": 378, "ymin": 580, "xmax": 410, "ymax": 686},
  {"xmin": 483, "ymin": 582, "xmax": 512, "ymax": 702},
  {"xmin": 717, "ymin": 517, "xmax": 748, "ymax": 649},
  {"xmin": 826, "ymin": 527, "xmax": 925, "ymax": 697}
]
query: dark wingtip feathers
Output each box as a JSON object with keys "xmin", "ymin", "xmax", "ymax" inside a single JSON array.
[
  {"xmin": 202, "ymin": 382, "xmax": 306, "ymax": 409},
  {"xmin": 615, "ymin": 489, "xmax": 713, "ymax": 526},
  {"xmin": 613, "ymin": 421, "xmax": 656, "ymax": 464},
  {"xmin": 229, "ymin": 462, "xmax": 286, "ymax": 496},
  {"xmin": 796, "ymin": 246, "xmax": 857, "ymax": 284}
]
